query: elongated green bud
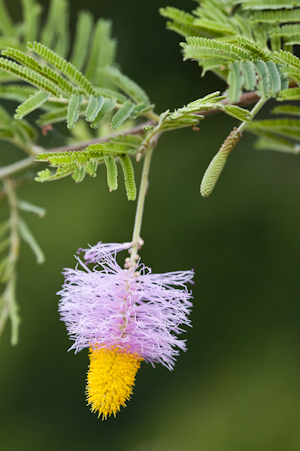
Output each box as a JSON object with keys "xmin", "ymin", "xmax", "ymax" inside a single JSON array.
[{"xmin": 200, "ymin": 128, "xmax": 242, "ymax": 197}]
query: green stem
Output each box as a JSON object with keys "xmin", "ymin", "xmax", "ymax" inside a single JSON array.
[
  {"xmin": 237, "ymin": 96, "xmax": 267, "ymax": 134},
  {"xmin": 130, "ymin": 145, "xmax": 154, "ymax": 260},
  {"xmin": 0, "ymin": 156, "xmax": 36, "ymax": 180}
]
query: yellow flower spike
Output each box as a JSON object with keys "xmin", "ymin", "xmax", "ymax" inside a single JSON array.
[{"xmin": 86, "ymin": 346, "xmax": 144, "ymax": 420}]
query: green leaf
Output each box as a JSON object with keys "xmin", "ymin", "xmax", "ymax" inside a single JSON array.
[
  {"xmin": 14, "ymin": 90, "xmax": 50, "ymax": 119},
  {"xmin": 248, "ymin": 118, "xmax": 300, "ymax": 141},
  {"xmin": 70, "ymin": 11, "xmax": 93, "ymax": 72},
  {"xmin": 240, "ymin": 0, "xmax": 300, "ymax": 10},
  {"xmin": 12, "ymin": 119, "xmax": 37, "ymax": 143},
  {"xmin": 84, "ymin": 19, "xmax": 117, "ymax": 86},
  {"xmin": 160, "ymin": 114, "xmax": 200, "ymax": 131},
  {"xmin": 278, "ymin": 88, "xmax": 300, "ymax": 100},
  {"xmin": 271, "ymin": 105, "xmax": 300, "ymax": 116},
  {"xmin": 2, "ymin": 47, "xmax": 75, "ymax": 97},
  {"xmin": 160, "ymin": 7, "xmax": 196, "ymax": 27},
  {"xmin": 241, "ymin": 60, "xmax": 257, "ymax": 91},
  {"xmin": 18, "ymin": 217, "xmax": 45, "ymax": 264},
  {"xmin": 119, "ymin": 154, "xmax": 136, "ymax": 201},
  {"xmin": 52, "ymin": 0, "xmax": 69, "ymax": 58},
  {"xmin": 228, "ymin": 61, "xmax": 244, "ymax": 102},
  {"xmin": 36, "ymin": 106, "xmax": 68, "ymax": 126},
  {"xmin": 165, "ymin": 20, "xmax": 204, "ymax": 38},
  {"xmin": 35, "ymin": 167, "xmax": 75, "ymax": 182},
  {"xmin": 109, "ymin": 134, "xmax": 143, "ymax": 149},
  {"xmin": 103, "ymin": 66, "xmax": 150, "ymax": 106},
  {"xmin": 91, "ymin": 97, "xmax": 116, "ymax": 129},
  {"xmin": 111, "ymin": 100, "xmax": 134, "ymax": 130},
  {"xmin": 104, "ymin": 156, "xmax": 118, "ymax": 191},
  {"xmin": 254, "ymin": 134, "xmax": 300, "ymax": 153},
  {"xmin": 223, "ymin": 105, "xmax": 251, "ymax": 122},
  {"xmin": 254, "ymin": 60, "xmax": 271, "ymax": 97},
  {"xmin": 170, "ymin": 91, "xmax": 225, "ymax": 119},
  {"xmin": 67, "ymin": 94, "xmax": 84, "ymax": 129},
  {"xmin": 0, "ymin": 0, "xmax": 15, "ymax": 37},
  {"xmin": 237, "ymin": 36, "xmax": 270, "ymax": 61},
  {"xmin": 85, "ymin": 160, "xmax": 97, "ymax": 177},
  {"xmin": 18, "ymin": 200, "xmax": 46, "ymax": 217},
  {"xmin": 21, "ymin": 0, "xmax": 42, "ymax": 43},
  {"xmin": 27, "ymin": 41, "xmax": 95, "ymax": 95},
  {"xmin": 0, "ymin": 85, "xmax": 37, "ymax": 104},
  {"xmin": 94, "ymin": 87, "xmax": 127, "ymax": 103},
  {"xmin": 0, "ymin": 57, "xmax": 62, "ymax": 96},
  {"xmin": 85, "ymin": 95, "xmax": 104, "ymax": 123},
  {"xmin": 251, "ymin": 9, "xmax": 300, "ymax": 23},
  {"xmin": 181, "ymin": 36, "xmax": 252, "ymax": 71}
]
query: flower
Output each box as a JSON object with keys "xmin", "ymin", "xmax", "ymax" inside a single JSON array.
[{"xmin": 58, "ymin": 242, "xmax": 194, "ymax": 419}]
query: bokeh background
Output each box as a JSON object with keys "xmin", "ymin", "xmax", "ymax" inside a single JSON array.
[{"xmin": 1, "ymin": 0, "xmax": 300, "ymax": 450}]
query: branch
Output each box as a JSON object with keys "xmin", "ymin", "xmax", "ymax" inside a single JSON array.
[
  {"xmin": 48, "ymin": 92, "xmax": 260, "ymax": 154},
  {"xmin": 0, "ymin": 156, "xmax": 36, "ymax": 180},
  {"xmin": 47, "ymin": 121, "xmax": 156, "ymax": 153},
  {"xmin": 0, "ymin": 91, "xmax": 261, "ymax": 180}
]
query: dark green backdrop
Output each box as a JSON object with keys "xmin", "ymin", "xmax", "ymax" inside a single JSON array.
[{"xmin": 1, "ymin": 1, "xmax": 300, "ymax": 450}]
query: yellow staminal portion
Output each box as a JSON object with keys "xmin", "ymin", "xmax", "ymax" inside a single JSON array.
[{"xmin": 86, "ymin": 345, "xmax": 143, "ymax": 420}]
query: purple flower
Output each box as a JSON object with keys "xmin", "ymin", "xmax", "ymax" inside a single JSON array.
[{"xmin": 58, "ymin": 242, "xmax": 194, "ymax": 418}]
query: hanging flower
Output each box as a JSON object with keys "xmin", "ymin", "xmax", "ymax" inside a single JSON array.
[{"xmin": 58, "ymin": 242, "xmax": 194, "ymax": 419}]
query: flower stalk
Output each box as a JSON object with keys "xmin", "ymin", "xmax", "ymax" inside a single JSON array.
[{"xmin": 130, "ymin": 145, "xmax": 154, "ymax": 260}]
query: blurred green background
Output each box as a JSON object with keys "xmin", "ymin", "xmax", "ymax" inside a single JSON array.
[{"xmin": 1, "ymin": 1, "xmax": 300, "ymax": 450}]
